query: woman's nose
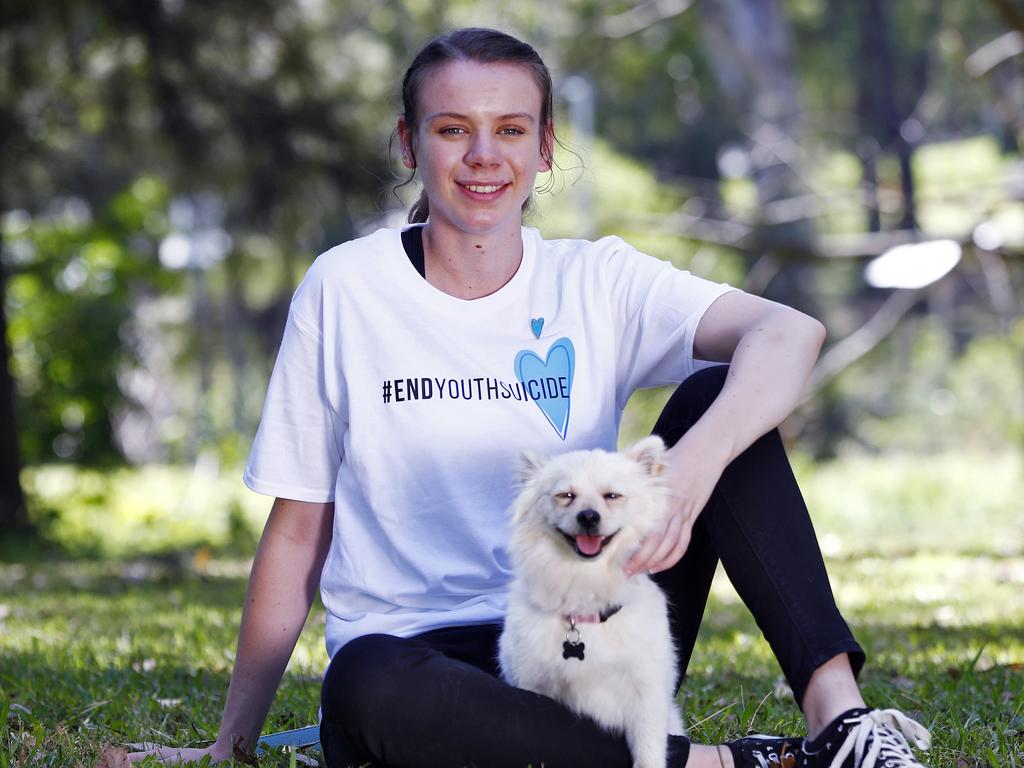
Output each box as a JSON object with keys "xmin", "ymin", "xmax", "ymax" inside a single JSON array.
[{"xmin": 465, "ymin": 134, "xmax": 501, "ymax": 167}]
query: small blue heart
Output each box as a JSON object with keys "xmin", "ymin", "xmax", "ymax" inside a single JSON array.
[
  {"xmin": 530, "ymin": 317, "xmax": 544, "ymax": 339},
  {"xmin": 514, "ymin": 337, "xmax": 575, "ymax": 440}
]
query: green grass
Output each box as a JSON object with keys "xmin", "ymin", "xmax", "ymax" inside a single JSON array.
[{"xmin": 3, "ymin": 452, "xmax": 1023, "ymax": 766}]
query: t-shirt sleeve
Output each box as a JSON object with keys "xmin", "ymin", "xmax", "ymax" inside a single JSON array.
[
  {"xmin": 243, "ymin": 278, "xmax": 343, "ymax": 503},
  {"xmin": 606, "ymin": 239, "xmax": 735, "ymax": 406}
]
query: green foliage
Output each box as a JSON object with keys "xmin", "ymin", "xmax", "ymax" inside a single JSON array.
[
  {"xmin": 20, "ymin": 462, "xmax": 267, "ymax": 559},
  {"xmin": 4, "ymin": 178, "xmax": 179, "ymax": 465},
  {"xmin": 533, "ymin": 136, "xmax": 746, "ymax": 284},
  {"xmin": 18, "ymin": 445, "xmax": 1024, "ymax": 564},
  {"xmin": 914, "ymin": 137, "xmax": 1013, "ymax": 235},
  {"xmin": 796, "ymin": 451, "xmax": 1024, "ymax": 557},
  {"xmin": 826, "ymin": 319, "xmax": 1024, "ymax": 455}
]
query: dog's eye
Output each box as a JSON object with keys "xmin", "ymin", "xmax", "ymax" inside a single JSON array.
[
  {"xmin": 554, "ymin": 491, "xmax": 576, "ymax": 504},
  {"xmin": 603, "ymin": 492, "xmax": 621, "ymax": 501}
]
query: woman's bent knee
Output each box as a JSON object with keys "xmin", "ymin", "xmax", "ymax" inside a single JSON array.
[
  {"xmin": 653, "ymin": 365, "xmax": 730, "ymax": 445},
  {"xmin": 322, "ymin": 633, "xmax": 411, "ymax": 721},
  {"xmin": 320, "ymin": 634, "xmax": 421, "ymax": 766}
]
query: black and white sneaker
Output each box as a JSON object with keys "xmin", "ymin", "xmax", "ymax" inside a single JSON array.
[
  {"xmin": 727, "ymin": 734, "xmax": 799, "ymax": 767},
  {"xmin": 799, "ymin": 708, "xmax": 931, "ymax": 767}
]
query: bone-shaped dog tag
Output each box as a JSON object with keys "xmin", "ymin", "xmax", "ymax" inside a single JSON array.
[{"xmin": 562, "ymin": 640, "xmax": 585, "ymax": 660}]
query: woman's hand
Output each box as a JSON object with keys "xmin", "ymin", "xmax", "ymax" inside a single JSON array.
[
  {"xmin": 624, "ymin": 431, "xmax": 727, "ymax": 575},
  {"xmin": 126, "ymin": 740, "xmax": 232, "ymax": 764},
  {"xmin": 625, "ymin": 292, "xmax": 826, "ymax": 576}
]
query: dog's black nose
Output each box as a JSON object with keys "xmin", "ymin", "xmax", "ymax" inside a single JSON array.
[{"xmin": 576, "ymin": 509, "xmax": 600, "ymax": 531}]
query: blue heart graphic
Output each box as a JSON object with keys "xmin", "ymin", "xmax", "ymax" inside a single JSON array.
[
  {"xmin": 530, "ymin": 317, "xmax": 544, "ymax": 338},
  {"xmin": 514, "ymin": 337, "xmax": 575, "ymax": 440}
]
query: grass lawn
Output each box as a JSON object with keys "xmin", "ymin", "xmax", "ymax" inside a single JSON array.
[{"xmin": 2, "ymin": 455, "xmax": 1023, "ymax": 766}]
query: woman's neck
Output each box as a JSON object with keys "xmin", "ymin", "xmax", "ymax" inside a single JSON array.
[{"xmin": 421, "ymin": 222, "xmax": 524, "ymax": 300}]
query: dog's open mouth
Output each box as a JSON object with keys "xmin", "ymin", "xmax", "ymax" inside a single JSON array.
[{"xmin": 560, "ymin": 530, "xmax": 618, "ymax": 559}]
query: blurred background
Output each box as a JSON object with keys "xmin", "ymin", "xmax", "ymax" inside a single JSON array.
[{"xmin": 1, "ymin": 0, "xmax": 1021, "ymax": 557}]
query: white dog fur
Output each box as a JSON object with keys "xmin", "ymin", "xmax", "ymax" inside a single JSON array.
[{"xmin": 499, "ymin": 435, "xmax": 685, "ymax": 768}]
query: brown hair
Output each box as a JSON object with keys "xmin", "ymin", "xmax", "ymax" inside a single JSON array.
[{"xmin": 397, "ymin": 28, "xmax": 556, "ymax": 224}]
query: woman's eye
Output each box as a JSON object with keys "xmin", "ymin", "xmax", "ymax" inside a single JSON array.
[
  {"xmin": 500, "ymin": 127, "xmax": 525, "ymax": 136},
  {"xmin": 440, "ymin": 126, "xmax": 466, "ymax": 135}
]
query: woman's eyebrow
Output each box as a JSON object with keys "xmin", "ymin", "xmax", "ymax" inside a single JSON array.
[{"xmin": 425, "ymin": 111, "xmax": 536, "ymax": 123}]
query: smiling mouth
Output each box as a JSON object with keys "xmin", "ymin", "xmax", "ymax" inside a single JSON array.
[
  {"xmin": 559, "ymin": 530, "xmax": 619, "ymax": 559},
  {"xmin": 459, "ymin": 182, "xmax": 509, "ymax": 195}
]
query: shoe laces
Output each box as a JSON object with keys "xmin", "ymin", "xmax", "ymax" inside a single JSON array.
[
  {"xmin": 827, "ymin": 709, "xmax": 931, "ymax": 768},
  {"xmin": 751, "ymin": 749, "xmax": 795, "ymax": 768},
  {"xmin": 743, "ymin": 739, "xmax": 796, "ymax": 768}
]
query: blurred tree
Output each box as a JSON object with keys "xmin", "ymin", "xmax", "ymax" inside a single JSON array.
[
  {"xmin": 4, "ymin": 182, "xmax": 180, "ymax": 467},
  {"xmin": 854, "ymin": 0, "xmax": 942, "ymax": 233},
  {"xmin": 1, "ymin": 0, "xmax": 394, "ymax": 474},
  {"xmin": 696, "ymin": 0, "xmax": 813, "ymax": 256},
  {"xmin": 1, "ymin": 0, "xmax": 1021, "ymax": 493},
  {"xmin": 0, "ymin": 236, "xmax": 29, "ymax": 533}
]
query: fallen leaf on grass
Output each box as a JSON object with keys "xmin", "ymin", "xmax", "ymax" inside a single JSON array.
[{"xmin": 98, "ymin": 746, "xmax": 130, "ymax": 768}]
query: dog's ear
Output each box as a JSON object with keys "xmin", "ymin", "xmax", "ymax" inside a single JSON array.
[
  {"xmin": 519, "ymin": 451, "xmax": 546, "ymax": 485},
  {"xmin": 511, "ymin": 451, "xmax": 546, "ymax": 523},
  {"xmin": 624, "ymin": 435, "xmax": 666, "ymax": 475}
]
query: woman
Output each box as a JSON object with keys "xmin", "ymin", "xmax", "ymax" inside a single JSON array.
[{"xmin": 129, "ymin": 28, "xmax": 932, "ymax": 768}]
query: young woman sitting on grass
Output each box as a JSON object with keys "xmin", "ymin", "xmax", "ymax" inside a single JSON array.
[{"xmin": 129, "ymin": 27, "xmax": 933, "ymax": 768}]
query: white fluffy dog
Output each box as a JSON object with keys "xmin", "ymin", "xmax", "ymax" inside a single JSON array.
[{"xmin": 498, "ymin": 435, "xmax": 685, "ymax": 768}]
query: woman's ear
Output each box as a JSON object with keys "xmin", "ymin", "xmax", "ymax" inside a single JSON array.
[
  {"xmin": 397, "ymin": 115, "xmax": 416, "ymax": 169},
  {"xmin": 539, "ymin": 121, "xmax": 554, "ymax": 172}
]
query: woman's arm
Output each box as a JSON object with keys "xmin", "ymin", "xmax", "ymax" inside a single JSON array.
[
  {"xmin": 128, "ymin": 497, "xmax": 334, "ymax": 763},
  {"xmin": 625, "ymin": 290, "xmax": 825, "ymax": 575}
]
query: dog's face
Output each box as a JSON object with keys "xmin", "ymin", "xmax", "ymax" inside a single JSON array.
[{"xmin": 511, "ymin": 436, "xmax": 670, "ymax": 566}]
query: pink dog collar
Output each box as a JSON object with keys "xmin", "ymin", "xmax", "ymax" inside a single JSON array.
[{"xmin": 564, "ymin": 604, "xmax": 623, "ymax": 625}]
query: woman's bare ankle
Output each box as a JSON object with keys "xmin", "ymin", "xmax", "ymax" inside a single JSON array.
[
  {"xmin": 686, "ymin": 744, "xmax": 734, "ymax": 768},
  {"xmin": 802, "ymin": 653, "xmax": 867, "ymax": 739}
]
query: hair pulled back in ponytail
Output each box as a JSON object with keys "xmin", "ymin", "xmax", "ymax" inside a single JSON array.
[{"xmin": 396, "ymin": 28, "xmax": 556, "ymax": 224}]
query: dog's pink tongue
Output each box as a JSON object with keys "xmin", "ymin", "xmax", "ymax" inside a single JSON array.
[{"xmin": 576, "ymin": 535, "xmax": 604, "ymax": 556}]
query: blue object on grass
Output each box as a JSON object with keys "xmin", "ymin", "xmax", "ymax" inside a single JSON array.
[{"xmin": 255, "ymin": 724, "xmax": 321, "ymax": 755}]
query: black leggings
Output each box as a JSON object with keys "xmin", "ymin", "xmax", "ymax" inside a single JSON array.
[{"xmin": 319, "ymin": 366, "xmax": 865, "ymax": 768}]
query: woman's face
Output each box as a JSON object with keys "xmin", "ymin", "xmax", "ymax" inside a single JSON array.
[{"xmin": 399, "ymin": 60, "xmax": 552, "ymax": 240}]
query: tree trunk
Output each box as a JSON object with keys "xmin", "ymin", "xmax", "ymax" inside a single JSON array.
[
  {"xmin": 857, "ymin": 0, "xmax": 937, "ymax": 232},
  {"xmin": 896, "ymin": 138, "xmax": 918, "ymax": 231},
  {"xmin": 0, "ymin": 232, "xmax": 30, "ymax": 535},
  {"xmin": 697, "ymin": 0, "xmax": 813, "ymax": 257}
]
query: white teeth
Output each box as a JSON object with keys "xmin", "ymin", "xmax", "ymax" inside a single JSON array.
[{"xmin": 465, "ymin": 184, "xmax": 502, "ymax": 193}]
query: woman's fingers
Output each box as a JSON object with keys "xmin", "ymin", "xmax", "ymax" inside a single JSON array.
[
  {"xmin": 648, "ymin": 515, "xmax": 694, "ymax": 573},
  {"xmin": 624, "ymin": 513, "xmax": 670, "ymax": 574},
  {"xmin": 126, "ymin": 746, "xmax": 217, "ymax": 764},
  {"xmin": 626, "ymin": 508, "xmax": 689, "ymax": 575},
  {"xmin": 643, "ymin": 510, "xmax": 685, "ymax": 570}
]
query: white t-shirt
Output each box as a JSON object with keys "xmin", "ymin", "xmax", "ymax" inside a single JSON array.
[{"xmin": 244, "ymin": 225, "xmax": 733, "ymax": 660}]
